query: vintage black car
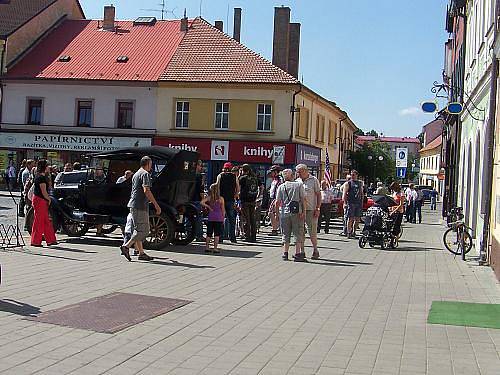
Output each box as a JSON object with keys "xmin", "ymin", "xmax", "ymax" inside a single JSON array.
[{"xmin": 26, "ymin": 146, "xmax": 200, "ymax": 249}]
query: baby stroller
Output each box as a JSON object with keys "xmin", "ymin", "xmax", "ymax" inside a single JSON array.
[{"xmin": 358, "ymin": 195, "xmax": 399, "ymax": 249}]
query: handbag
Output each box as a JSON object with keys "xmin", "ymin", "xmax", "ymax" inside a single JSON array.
[{"xmin": 284, "ymin": 185, "xmax": 300, "ymax": 214}]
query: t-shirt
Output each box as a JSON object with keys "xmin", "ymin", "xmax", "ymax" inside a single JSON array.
[
  {"xmin": 276, "ymin": 181, "xmax": 305, "ymax": 217},
  {"xmin": 346, "ymin": 180, "xmax": 363, "ymax": 205},
  {"xmin": 127, "ymin": 168, "xmax": 152, "ymax": 210},
  {"xmin": 297, "ymin": 175, "xmax": 320, "ymax": 211},
  {"xmin": 269, "ymin": 177, "xmax": 282, "ymax": 200},
  {"xmin": 21, "ymin": 168, "xmax": 31, "ymax": 186},
  {"xmin": 430, "ymin": 190, "xmax": 438, "ymax": 198},
  {"xmin": 219, "ymin": 172, "xmax": 237, "ymax": 202},
  {"xmin": 33, "ymin": 175, "xmax": 49, "ymax": 201},
  {"xmin": 321, "ymin": 189, "xmax": 335, "ymax": 204},
  {"xmin": 239, "ymin": 175, "xmax": 259, "ymax": 203}
]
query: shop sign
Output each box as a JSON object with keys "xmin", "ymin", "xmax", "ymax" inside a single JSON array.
[
  {"xmin": 229, "ymin": 141, "xmax": 295, "ymax": 164},
  {"xmin": 211, "ymin": 140, "xmax": 229, "ymax": 161},
  {"xmin": 0, "ymin": 132, "xmax": 151, "ymax": 152},
  {"xmin": 153, "ymin": 137, "xmax": 211, "ymax": 159},
  {"xmin": 296, "ymin": 144, "xmax": 321, "ymax": 166}
]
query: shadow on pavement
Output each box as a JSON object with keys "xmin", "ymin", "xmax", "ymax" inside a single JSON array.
[
  {"xmin": 145, "ymin": 258, "xmax": 215, "ymax": 269},
  {"xmin": 25, "ymin": 251, "xmax": 89, "ymax": 262},
  {"xmin": 164, "ymin": 244, "xmax": 262, "ymax": 258},
  {"xmin": 65, "ymin": 237, "xmax": 123, "ymax": 247},
  {"xmin": 384, "ymin": 246, "xmax": 442, "ymax": 252},
  {"xmin": 0, "ymin": 299, "xmax": 40, "ymax": 317},
  {"xmin": 49, "ymin": 245, "xmax": 97, "ymax": 254}
]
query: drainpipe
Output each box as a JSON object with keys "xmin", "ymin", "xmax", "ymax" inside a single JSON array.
[
  {"xmin": 0, "ymin": 38, "xmax": 6, "ymax": 125},
  {"xmin": 290, "ymin": 83, "xmax": 302, "ymax": 141},
  {"xmin": 481, "ymin": 0, "xmax": 499, "ymax": 264}
]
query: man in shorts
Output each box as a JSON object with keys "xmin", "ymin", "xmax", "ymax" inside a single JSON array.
[
  {"xmin": 296, "ymin": 164, "xmax": 321, "ymax": 259},
  {"xmin": 120, "ymin": 156, "xmax": 161, "ymax": 261},
  {"xmin": 342, "ymin": 169, "xmax": 364, "ymax": 238}
]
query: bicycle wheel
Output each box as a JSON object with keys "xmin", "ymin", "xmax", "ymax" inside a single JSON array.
[{"xmin": 443, "ymin": 228, "xmax": 473, "ymax": 255}]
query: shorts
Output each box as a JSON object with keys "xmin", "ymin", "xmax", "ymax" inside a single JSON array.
[
  {"xmin": 280, "ymin": 215, "xmax": 304, "ymax": 245},
  {"xmin": 346, "ymin": 203, "xmax": 362, "ymax": 218},
  {"xmin": 207, "ymin": 221, "xmax": 223, "ymax": 237},
  {"xmin": 129, "ymin": 208, "xmax": 150, "ymax": 242},
  {"xmin": 305, "ymin": 210, "xmax": 318, "ymax": 241}
]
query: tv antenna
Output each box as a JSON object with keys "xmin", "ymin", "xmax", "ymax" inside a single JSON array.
[{"xmin": 141, "ymin": 0, "xmax": 178, "ymax": 20}]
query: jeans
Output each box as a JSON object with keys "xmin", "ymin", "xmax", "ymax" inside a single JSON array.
[
  {"xmin": 430, "ymin": 197, "xmax": 437, "ymax": 210},
  {"xmin": 193, "ymin": 201, "xmax": 204, "ymax": 239},
  {"xmin": 414, "ymin": 201, "xmax": 422, "ymax": 223},
  {"xmin": 223, "ymin": 200, "xmax": 237, "ymax": 242}
]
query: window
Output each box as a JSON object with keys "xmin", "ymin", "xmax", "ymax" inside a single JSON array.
[
  {"xmin": 76, "ymin": 100, "xmax": 93, "ymax": 127},
  {"xmin": 27, "ymin": 99, "xmax": 42, "ymax": 125},
  {"xmin": 329, "ymin": 120, "xmax": 337, "ymax": 145},
  {"xmin": 257, "ymin": 104, "xmax": 272, "ymax": 131},
  {"xmin": 215, "ymin": 102, "xmax": 229, "ymax": 129},
  {"xmin": 175, "ymin": 101, "xmax": 190, "ymax": 128},
  {"xmin": 315, "ymin": 114, "xmax": 325, "ymax": 143},
  {"xmin": 296, "ymin": 107, "xmax": 309, "ymax": 138},
  {"xmin": 117, "ymin": 101, "xmax": 134, "ymax": 129}
]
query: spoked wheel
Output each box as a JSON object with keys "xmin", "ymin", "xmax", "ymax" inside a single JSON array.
[
  {"xmin": 443, "ymin": 227, "xmax": 473, "ymax": 255},
  {"xmin": 358, "ymin": 236, "xmax": 367, "ymax": 248},
  {"xmin": 144, "ymin": 214, "xmax": 174, "ymax": 250},
  {"xmin": 62, "ymin": 220, "xmax": 90, "ymax": 237},
  {"xmin": 172, "ymin": 214, "xmax": 196, "ymax": 246},
  {"xmin": 25, "ymin": 207, "xmax": 61, "ymax": 234}
]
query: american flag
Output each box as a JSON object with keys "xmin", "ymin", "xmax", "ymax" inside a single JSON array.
[{"xmin": 324, "ymin": 148, "xmax": 332, "ymax": 186}]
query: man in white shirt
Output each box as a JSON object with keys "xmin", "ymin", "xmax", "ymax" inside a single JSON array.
[
  {"xmin": 117, "ymin": 170, "xmax": 133, "ymax": 184},
  {"xmin": 318, "ymin": 180, "xmax": 334, "ymax": 234}
]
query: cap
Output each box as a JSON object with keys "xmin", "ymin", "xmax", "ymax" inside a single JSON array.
[
  {"xmin": 270, "ymin": 165, "xmax": 282, "ymax": 172},
  {"xmin": 223, "ymin": 162, "xmax": 233, "ymax": 169}
]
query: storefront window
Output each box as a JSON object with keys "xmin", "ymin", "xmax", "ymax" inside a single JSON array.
[
  {"xmin": 175, "ymin": 101, "xmax": 190, "ymax": 128},
  {"xmin": 215, "ymin": 102, "xmax": 229, "ymax": 129},
  {"xmin": 77, "ymin": 100, "xmax": 93, "ymax": 127},
  {"xmin": 27, "ymin": 99, "xmax": 42, "ymax": 125},
  {"xmin": 257, "ymin": 104, "xmax": 272, "ymax": 131},
  {"xmin": 117, "ymin": 101, "xmax": 134, "ymax": 129}
]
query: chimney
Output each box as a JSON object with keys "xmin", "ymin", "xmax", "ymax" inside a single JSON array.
[
  {"xmin": 287, "ymin": 23, "xmax": 301, "ymax": 78},
  {"xmin": 215, "ymin": 20, "xmax": 223, "ymax": 32},
  {"xmin": 233, "ymin": 7, "xmax": 242, "ymax": 42},
  {"xmin": 180, "ymin": 9, "xmax": 188, "ymax": 32},
  {"xmin": 103, "ymin": 5, "xmax": 115, "ymax": 30},
  {"xmin": 272, "ymin": 6, "xmax": 290, "ymax": 73}
]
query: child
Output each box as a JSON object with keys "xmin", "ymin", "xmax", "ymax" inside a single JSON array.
[
  {"xmin": 123, "ymin": 213, "xmax": 137, "ymax": 256},
  {"xmin": 201, "ymin": 183, "xmax": 225, "ymax": 253}
]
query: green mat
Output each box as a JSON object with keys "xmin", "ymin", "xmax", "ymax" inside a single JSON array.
[{"xmin": 428, "ymin": 301, "xmax": 500, "ymax": 329}]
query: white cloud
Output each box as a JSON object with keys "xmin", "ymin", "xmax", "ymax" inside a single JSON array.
[{"xmin": 398, "ymin": 107, "xmax": 420, "ymax": 116}]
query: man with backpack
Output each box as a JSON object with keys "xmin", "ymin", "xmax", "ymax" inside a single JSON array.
[
  {"xmin": 217, "ymin": 162, "xmax": 240, "ymax": 243},
  {"xmin": 239, "ymin": 164, "xmax": 259, "ymax": 242},
  {"xmin": 342, "ymin": 169, "xmax": 364, "ymax": 238}
]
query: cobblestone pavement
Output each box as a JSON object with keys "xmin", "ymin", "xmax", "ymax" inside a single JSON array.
[{"xmin": 0, "ymin": 204, "xmax": 499, "ymax": 375}]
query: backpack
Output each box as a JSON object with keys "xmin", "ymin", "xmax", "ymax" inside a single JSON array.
[{"xmin": 246, "ymin": 176, "xmax": 259, "ymax": 199}]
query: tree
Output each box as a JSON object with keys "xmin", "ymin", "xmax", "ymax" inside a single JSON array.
[
  {"xmin": 366, "ymin": 129, "xmax": 379, "ymax": 137},
  {"xmin": 354, "ymin": 129, "xmax": 365, "ymax": 136},
  {"xmin": 348, "ymin": 141, "xmax": 395, "ymax": 185}
]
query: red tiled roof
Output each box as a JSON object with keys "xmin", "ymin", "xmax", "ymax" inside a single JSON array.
[
  {"xmin": 419, "ymin": 135, "xmax": 442, "ymax": 153},
  {"xmin": 160, "ymin": 18, "xmax": 299, "ymax": 84},
  {"xmin": 5, "ymin": 19, "xmax": 187, "ymax": 81},
  {"xmin": 355, "ymin": 136, "xmax": 421, "ymax": 145}
]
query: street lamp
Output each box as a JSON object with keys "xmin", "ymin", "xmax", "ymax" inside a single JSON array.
[{"xmin": 367, "ymin": 155, "xmax": 384, "ymax": 183}]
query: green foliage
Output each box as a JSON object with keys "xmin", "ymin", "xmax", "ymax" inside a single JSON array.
[
  {"xmin": 348, "ymin": 141, "xmax": 395, "ymax": 184},
  {"xmin": 366, "ymin": 129, "xmax": 379, "ymax": 137}
]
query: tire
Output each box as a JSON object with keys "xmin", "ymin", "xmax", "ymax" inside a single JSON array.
[
  {"xmin": 172, "ymin": 214, "xmax": 196, "ymax": 246},
  {"xmin": 358, "ymin": 236, "xmax": 367, "ymax": 248},
  {"xmin": 144, "ymin": 213, "xmax": 175, "ymax": 250},
  {"xmin": 100, "ymin": 224, "xmax": 119, "ymax": 235},
  {"xmin": 25, "ymin": 207, "xmax": 61, "ymax": 235},
  {"xmin": 443, "ymin": 227, "xmax": 473, "ymax": 255},
  {"xmin": 62, "ymin": 220, "xmax": 90, "ymax": 237}
]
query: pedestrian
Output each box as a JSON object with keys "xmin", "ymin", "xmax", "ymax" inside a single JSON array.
[
  {"xmin": 275, "ymin": 169, "xmax": 306, "ymax": 261},
  {"xmin": 30, "ymin": 159, "xmax": 57, "ymax": 247},
  {"xmin": 318, "ymin": 180, "xmax": 334, "ymax": 234},
  {"xmin": 239, "ymin": 164, "xmax": 259, "ymax": 242},
  {"xmin": 342, "ymin": 169, "xmax": 364, "ymax": 238},
  {"xmin": 63, "ymin": 163, "xmax": 73, "ymax": 172},
  {"xmin": 120, "ymin": 156, "xmax": 160, "ymax": 262},
  {"xmin": 296, "ymin": 164, "xmax": 321, "ymax": 259},
  {"xmin": 201, "ymin": 183, "xmax": 225, "ymax": 253},
  {"xmin": 123, "ymin": 212, "xmax": 135, "ymax": 254},
  {"xmin": 339, "ymin": 174, "xmax": 351, "ymax": 236},
  {"xmin": 267, "ymin": 165, "xmax": 283, "ymax": 236},
  {"xmin": 375, "ymin": 181, "xmax": 388, "ymax": 195},
  {"xmin": 192, "ymin": 160, "xmax": 206, "ymax": 242},
  {"xmin": 18, "ymin": 159, "xmax": 29, "ymax": 217},
  {"xmin": 217, "ymin": 162, "xmax": 239, "ymax": 243},
  {"xmin": 414, "ymin": 186, "xmax": 424, "ymax": 224},
  {"xmin": 389, "ymin": 182, "xmax": 405, "ymax": 237},
  {"xmin": 430, "ymin": 188, "xmax": 438, "ymax": 210},
  {"xmin": 116, "ymin": 170, "xmax": 133, "ymax": 184},
  {"xmin": 73, "ymin": 162, "xmax": 81, "ymax": 170},
  {"xmin": 6, "ymin": 161, "xmax": 16, "ymax": 191},
  {"xmin": 367, "ymin": 182, "xmax": 376, "ymax": 196},
  {"xmin": 255, "ymin": 180, "xmax": 264, "ymax": 233},
  {"xmin": 405, "ymin": 184, "xmax": 417, "ymax": 223}
]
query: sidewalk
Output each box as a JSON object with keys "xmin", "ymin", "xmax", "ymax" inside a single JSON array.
[{"xmin": 0, "ymin": 207, "xmax": 499, "ymax": 374}]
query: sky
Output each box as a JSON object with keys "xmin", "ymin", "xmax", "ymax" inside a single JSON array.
[{"xmin": 79, "ymin": 0, "xmax": 449, "ymax": 137}]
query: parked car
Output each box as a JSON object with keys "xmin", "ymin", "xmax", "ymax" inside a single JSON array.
[
  {"xmin": 417, "ymin": 185, "xmax": 434, "ymax": 201},
  {"xmin": 25, "ymin": 146, "xmax": 200, "ymax": 249}
]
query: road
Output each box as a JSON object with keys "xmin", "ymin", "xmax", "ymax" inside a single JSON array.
[{"xmin": 0, "ymin": 200, "xmax": 499, "ymax": 375}]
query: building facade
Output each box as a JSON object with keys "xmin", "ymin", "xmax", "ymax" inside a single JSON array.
[{"xmin": 419, "ymin": 135, "xmax": 444, "ymax": 199}]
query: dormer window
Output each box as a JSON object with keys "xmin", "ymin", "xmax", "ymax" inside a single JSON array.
[
  {"xmin": 116, "ymin": 56, "xmax": 129, "ymax": 63},
  {"xmin": 58, "ymin": 55, "xmax": 71, "ymax": 62}
]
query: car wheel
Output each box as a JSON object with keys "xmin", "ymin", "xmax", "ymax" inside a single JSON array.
[
  {"xmin": 144, "ymin": 213, "xmax": 174, "ymax": 250},
  {"xmin": 62, "ymin": 220, "xmax": 90, "ymax": 237},
  {"xmin": 25, "ymin": 206, "xmax": 62, "ymax": 235},
  {"xmin": 172, "ymin": 214, "xmax": 196, "ymax": 246}
]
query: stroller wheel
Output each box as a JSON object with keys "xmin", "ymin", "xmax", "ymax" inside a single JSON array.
[
  {"xmin": 358, "ymin": 236, "xmax": 367, "ymax": 248},
  {"xmin": 391, "ymin": 237, "xmax": 399, "ymax": 248},
  {"xmin": 381, "ymin": 237, "xmax": 391, "ymax": 249}
]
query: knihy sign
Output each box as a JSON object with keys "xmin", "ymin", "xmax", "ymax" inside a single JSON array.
[{"xmin": 396, "ymin": 147, "xmax": 408, "ymax": 168}]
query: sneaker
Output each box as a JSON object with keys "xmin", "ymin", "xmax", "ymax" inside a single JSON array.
[
  {"xmin": 293, "ymin": 254, "xmax": 307, "ymax": 262},
  {"xmin": 311, "ymin": 251, "xmax": 320, "ymax": 260},
  {"xmin": 282, "ymin": 252, "xmax": 289, "ymax": 261},
  {"xmin": 120, "ymin": 245, "xmax": 131, "ymax": 262},
  {"xmin": 138, "ymin": 253, "xmax": 154, "ymax": 261}
]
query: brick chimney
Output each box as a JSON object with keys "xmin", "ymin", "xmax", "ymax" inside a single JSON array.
[
  {"xmin": 103, "ymin": 5, "xmax": 115, "ymax": 31},
  {"xmin": 272, "ymin": 6, "xmax": 290, "ymax": 72},
  {"xmin": 287, "ymin": 23, "xmax": 301, "ymax": 78},
  {"xmin": 215, "ymin": 21, "xmax": 223, "ymax": 32},
  {"xmin": 180, "ymin": 9, "xmax": 188, "ymax": 32},
  {"xmin": 233, "ymin": 8, "xmax": 242, "ymax": 42}
]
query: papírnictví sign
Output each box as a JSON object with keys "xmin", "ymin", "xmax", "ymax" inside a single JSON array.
[{"xmin": 0, "ymin": 132, "xmax": 152, "ymax": 152}]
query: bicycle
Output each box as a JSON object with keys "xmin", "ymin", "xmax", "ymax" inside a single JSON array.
[{"xmin": 442, "ymin": 207, "xmax": 473, "ymax": 260}]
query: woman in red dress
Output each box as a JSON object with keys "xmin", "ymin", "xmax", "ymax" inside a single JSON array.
[{"xmin": 31, "ymin": 159, "xmax": 57, "ymax": 247}]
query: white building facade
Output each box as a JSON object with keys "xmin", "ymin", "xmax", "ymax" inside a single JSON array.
[{"xmin": 419, "ymin": 136, "xmax": 444, "ymax": 200}]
